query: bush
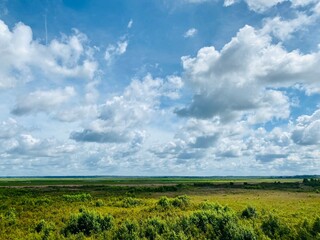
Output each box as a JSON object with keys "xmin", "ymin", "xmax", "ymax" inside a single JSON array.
[
  {"xmin": 157, "ymin": 196, "xmax": 170, "ymax": 209},
  {"xmin": 143, "ymin": 218, "xmax": 168, "ymax": 240},
  {"xmin": 95, "ymin": 199, "xmax": 105, "ymax": 207},
  {"xmin": 157, "ymin": 195, "xmax": 190, "ymax": 209},
  {"xmin": 120, "ymin": 197, "xmax": 142, "ymax": 208},
  {"xmin": 63, "ymin": 209, "xmax": 113, "ymax": 236},
  {"xmin": 62, "ymin": 193, "xmax": 92, "ymax": 202},
  {"xmin": 114, "ymin": 220, "xmax": 140, "ymax": 240},
  {"xmin": 312, "ymin": 217, "xmax": 320, "ymax": 236},
  {"xmin": 35, "ymin": 219, "xmax": 55, "ymax": 240},
  {"xmin": 199, "ymin": 202, "xmax": 223, "ymax": 212},
  {"xmin": 241, "ymin": 206, "xmax": 258, "ymax": 219},
  {"xmin": 175, "ymin": 209, "xmax": 257, "ymax": 240},
  {"xmin": 261, "ymin": 214, "xmax": 291, "ymax": 239},
  {"xmin": 4, "ymin": 207, "xmax": 17, "ymax": 226},
  {"xmin": 171, "ymin": 195, "xmax": 190, "ymax": 209}
]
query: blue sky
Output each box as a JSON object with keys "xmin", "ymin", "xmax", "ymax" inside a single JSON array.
[{"xmin": 0, "ymin": 0, "xmax": 320, "ymax": 176}]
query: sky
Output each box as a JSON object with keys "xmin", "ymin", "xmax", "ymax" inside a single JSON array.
[{"xmin": 0, "ymin": 0, "xmax": 320, "ymax": 176}]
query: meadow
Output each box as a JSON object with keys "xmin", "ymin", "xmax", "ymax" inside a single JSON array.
[{"xmin": 0, "ymin": 177, "xmax": 319, "ymax": 239}]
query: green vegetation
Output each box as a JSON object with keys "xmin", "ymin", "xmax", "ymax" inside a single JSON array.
[{"xmin": 0, "ymin": 177, "xmax": 319, "ymax": 239}]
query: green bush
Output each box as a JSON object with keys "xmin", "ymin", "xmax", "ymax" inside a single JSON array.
[
  {"xmin": 120, "ymin": 197, "xmax": 142, "ymax": 208},
  {"xmin": 241, "ymin": 206, "xmax": 258, "ymax": 219},
  {"xmin": 312, "ymin": 217, "xmax": 320, "ymax": 236},
  {"xmin": 63, "ymin": 209, "xmax": 113, "ymax": 236},
  {"xmin": 261, "ymin": 214, "xmax": 291, "ymax": 239},
  {"xmin": 157, "ymin": 196, "xmax": 170, "ymax": 209},
  {"xmin": 171, "ymin": 195, "xmax": 190, "ymax": 209},
  {"xmin": 95, "ymin": 199, "xmax": 105, "ymax": 207},
  {"xmin": 4, "ymin": 207, "xmax": 17, "ymax": 226},
  {"xmin": 157, "ymin": 195, "xmax": 190, "ymax": 209},
  {"xmin": 114, "ymin": 220, "xmax": 140, "ymax": 240},
  {"xmin": 62, "ymin": 193, "xmax": 92, "ymax": 202},
  {"xmin": 143, "ymin": 218, "xmax": 168, "ymax": 240},
  {"xmin": 35, "ymin": 219, "xmax": 55, "ymax": 240}
]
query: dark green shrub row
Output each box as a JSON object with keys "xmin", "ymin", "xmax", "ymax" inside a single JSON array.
[{"xmin": 49, "ymin": 206, "xmax": 320, "ymax": 240}]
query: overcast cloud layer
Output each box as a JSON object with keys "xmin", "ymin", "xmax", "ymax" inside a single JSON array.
[{"xmin": 0, "ymin": 0, "xmax": 319, "ymax": 176}]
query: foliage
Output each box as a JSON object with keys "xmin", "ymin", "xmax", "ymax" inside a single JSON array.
[
  {"xmin": 241, "ymin": 206, "xmax": 258, "ymax": 219},
  {"xmin": 261, "ymin": 214, "xmax": 291, "ymax": 239},
  {"xmin": 157, "ymin": 195, "xmax": 190, "ymax": 209},
  {"xmin": 62, "ymin": 193, "xmax": 92, "ymax": 202},
  {"xmin": 303, "ymin": 178, "xmax": 320, "ymax": 187},
  {"xmin": 95, "ymin": 199, "xmax": 105, "ymax": 207},
  {"xmin": 0, "ymin": 178, "xmax": 320, "ymax": 240},
  {"xmin": 63, "ymin": 209, "xmax": 113, "ymax": 236},
  {"xmin": 119, "ymin": 197, "xmax": 142, "ymax": 208}
]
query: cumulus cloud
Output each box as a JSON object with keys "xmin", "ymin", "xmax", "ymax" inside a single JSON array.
[
  {"xmin": 291, "ymin": 109, "xmax": 320, "ymax": 145},
  {"xmin": 261, "ymin": 13, "xmax": 316, "ymax": 41},
  {"xmin": 184, "ymin": 28, "xmax": 198, "ymax": 38},
  {"xmin": 0, "ymin": 20, "xmax": 98, "ymax": 89},
  {"xmin": 11, "ymin": 87, "xmax": 75, "ymax": 115},
  {"xmin": 176, "ymin": 24, "xmax": 320, "ymax": 122},
  {"xmin": 71, "ymin": 74, "xmax": 183, "ymax": 144},
  {"xmin": 1, "ymin": 131, "xmax": 77, "ymax": 159}
]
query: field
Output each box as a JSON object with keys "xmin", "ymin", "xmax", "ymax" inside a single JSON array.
[{"xmin": 0, "ymin": 177, "xmax": 320, "ymax": 239}]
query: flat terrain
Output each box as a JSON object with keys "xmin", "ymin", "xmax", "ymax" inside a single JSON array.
[{"xmin": 0, "ymin": 177, "xmax": 319, "ymax": 239}]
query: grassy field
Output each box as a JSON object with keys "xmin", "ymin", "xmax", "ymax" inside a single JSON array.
[{"xmin": 0, "ymin": 177, "xmax": 319, "ymax": 239}]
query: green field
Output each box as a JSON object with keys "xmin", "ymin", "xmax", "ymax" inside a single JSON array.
[{"xmin": 0, "ymin": 177, "xmax": 319, "ymax": 239}]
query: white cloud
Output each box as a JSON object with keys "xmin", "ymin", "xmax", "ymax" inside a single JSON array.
[
  {"xmin": 184, "ymin": 28, "xmax": 198, "ymax": 38},
  {"xmin": 244, "ymin": 0, "xmax": 286, "ymax": 12},
  {"xmin": 224, "ymin": 0, "xmax": 239, "ymax": 6},
  {"xmin": 291, "ymin": 109, "xmax": 320, "ymax": 145},
  {"xmin": 127, "ymin": 19, "xmax": 133, "ymax": 28},
  {"xmin": 105, "ymin": 38, "xmax": 128, "ymax": 65},
  {"xmin": 0, "ymin": 20, "xmax": 98, "ymax": 89},
  {"xmin": 176, "ymin": 24, "xmax": 320, "ymax": 122},
  {"xmin": 71, "ymin": 74, "xmax": 183, "ymax": 144},
  {"xmin": 225, "ymin": 0, "xmax": 319, "ymax": 12},
  {"xmin": 261, "ymin": 13, "xmax": 315, "ymax": 41},
  {"xmin": 11, "ymin": 87, "xmax": 75, "ymax": 115}
]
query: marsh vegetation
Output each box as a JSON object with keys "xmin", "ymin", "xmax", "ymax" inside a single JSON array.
[{"xmin": 0, "ymin": 177, "xmax": 319, "ymax": 239}]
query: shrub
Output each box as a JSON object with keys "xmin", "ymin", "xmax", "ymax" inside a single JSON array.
[
  {"xmin": 241, "ymin": 206, "xmax": 258, "ymax": 219},
  {"xmin": 35, "ymin": 219, "xmax": 55, "ymax": 240},
  {"xmin": 95, "ymin": 199, "xmax": 104, "ymax": 207},
  {"xmin": 261, "ymin": 214, "xmax": 290, "ymax": 239},
  {"xmin": 63, "ymin": 209, "xmax": 113, "ymax": 236},
  {"xmin": 120, "ymin": 197, "xmax": 142, "ymax": 208},
  {"xmin": 296, "ymin": 220, "xmax": 313, "ymax": 240},
  {"xmin": 62, "ymin": 193, "xmax": 92, "ymax": 202},
  {"xmin": 144, "ymin": 217, "xmax": 168, "ymax": 240},
  {"xmin": 4, "ymin": 207, "xmax": 17, "ymax": 226},
  {"xmin": 171, "ymin": 195, "xmax": 190, "ymax": 209},
  {"xmin": 312, "ymin": 217, "xmax": 320, "ymax": 236},
  {"xmin": 114, "ymin": 220, "xmax": 140, "ymax": 240},
  {"xmin": 199, "ymin": 202, "xmax": 223, "ymax": 212},
  {"xmin": 157, "ymin": 196, "xmax": 170, "ymax": 209}
]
